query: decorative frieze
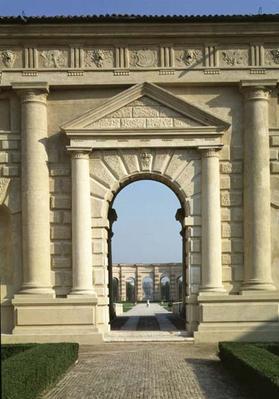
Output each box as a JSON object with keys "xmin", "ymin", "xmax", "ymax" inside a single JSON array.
[
  {"xmin": 38, "ymin": 48, "xmax": 69, "ymax": 68},
  {"xmin": 174, "ymin": 48, "xmax": 203, "ymax": 68},
  {"xmin": 0, "ymin": 42, "xmax": 279, "ymax": 72},
  {"xmin": 265, "ymin": 47, "xmax": 279, "ymax": 65},
  {"xmin": 0, "ymin": 48, "xmax": 22, "ymax": 68},
  {"xmin": 84, "ymin": 48, "xmax": 114, "ymax": 68},
  {"xmin": 129, "ymin": 47, "xmax": 159, "ymax": 68},
  {"xmin": 218, "ymin": 47, "xmax": 249, "ymax": 67}
]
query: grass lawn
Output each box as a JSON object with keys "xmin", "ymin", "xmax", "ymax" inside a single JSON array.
[{"xmin": 122, "ymin": 302, "xmax": 135, "ymax": 312}]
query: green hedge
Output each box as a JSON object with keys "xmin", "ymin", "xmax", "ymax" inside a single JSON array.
[
  {"xmin": 218, "ymin": 342, "xmax": 279, "ymax": 399},
  {"xmin": 2, "ymin": 343, "xmax": 79, "ymax": 399},
  {"xmin": 1, "ymin": 344, "xmax": 36, "ymax": 361}
]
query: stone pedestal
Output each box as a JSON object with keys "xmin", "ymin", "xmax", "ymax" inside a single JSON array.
[{"xmin": 241, "ymin": 82, "xmax": 276, "ymax": 291}]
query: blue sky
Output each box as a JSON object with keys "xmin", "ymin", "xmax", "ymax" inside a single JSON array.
[
  {"xmin": 0, "ymin": 0, "xmax": 278, "ymax": 16},
  {"xmin": 2, "ymin": 0, "xmax": 278, "ymax": 262},
  {"xmin": 112, "ymin": 181, "xmax": 182, "ymax": 263}
]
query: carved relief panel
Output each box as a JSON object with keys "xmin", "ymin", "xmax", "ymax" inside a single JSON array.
[
  {"xmin": 38, "ymin": 48, "xmax": 69, "ymax": 68},
  {"xmin": 83, "ymin": 48, "xmax": 114, "ymax": 68},
  {"xmin": 129, "ymin": 47, "xmax": 159, "ymax": 68},
  {"xmin": 264, "ymin": 46, "xmax": 279, "ymax": 65},
  {"xmin": 174, "ymin": 47, "xmax": 204, "ymax": 68},
  {"xmin": 218, "ymin": 46, "xmax": 249, "ymax": 67},
  {"xmin": 0, "ymin": 48, "xmax": 23, "ymax": 68}
]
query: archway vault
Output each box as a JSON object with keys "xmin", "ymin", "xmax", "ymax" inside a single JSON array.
[{"xmin": 62, "ymin": 81, "xmax": 229, "ymax": 333}]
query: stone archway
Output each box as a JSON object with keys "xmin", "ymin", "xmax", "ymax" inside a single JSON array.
[{"xmin": 62, "ymin": 82, "xmax": 229, "ymax": 334}]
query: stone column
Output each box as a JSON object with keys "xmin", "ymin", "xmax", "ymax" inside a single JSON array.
[
  {"xmin": 68, "ymin": 148, "xmax": 96, "ymax": 296},
  {"xmin": 200, "ymin": 147, "xmax": 225, "ymax": 293},
  {"xmin": 241, "ymin": 82, "xmax": 276, "ymax": 291},
  {"xmin": 14, "ymin": 83, "xmax": 54, "ymax": 296}
]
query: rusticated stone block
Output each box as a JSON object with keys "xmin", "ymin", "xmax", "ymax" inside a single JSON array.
[
  {"xmin": 108, "ymin": 107, "xmax": 132, "ymax": 118},
  {"xmin": 232, "ymin": 239, "xmax": 243, "ymax": 253},
  {"xmin": 222, "ymin": 254, "xmax": 231, "ymax": 265},
  {"xmin": 10, "ymin": 151, "xmax": 21, "ymax": 163},
  {"xmin": 121, "ymin": 118, "xmax": 146, "ymax": 129},
  {"xmin": 231, "ymin": 208, "xmax": 243, "ymax": 221},
  {"xmin": 51, "ymin": 225, "xmax": 71, "ymax": 240},
  {"xmin": 2, "ymin": 165, "xmax": 19, "ymax": 177},
  {"xmin": 50, "ymin": 196, "xmax": 71, "ymax": 210},
  {"xmin": 222, "ymin": 239, "xmax": 231, "ymax": 252},
  {"xmin": 63, "ymin": 211, "xmax": 71, "ymax": 224},
  {"xmin": 220, "ymin": 161, "xmax": 242, "ymax": 174},
  {"xmin": 220, "ymin": 175, "xmax": 230, "ymax": 189},
  {"xmin": 146, "ymin": 117, "xmax": 173, "ymax": 128},
  {"xmin": 270, "ymin": 149, "xmax": 278, "ymax": 160},
  {"xmin": 219, "ymin": 145, "xmax": 230, "ymax": 161},
  {"xmin": 270, "ymin": 136, "xmax": 279, "ymax": 146},
  {"xmin": 51, "ymin": 256, "xmax": 71, "ymax": 268},
  {"xmin": 50, "ymin": 166, "xmax": 70, "ymax": 177},
  {"xmin": 50, "ymin": 210, "xmax": 62, "ymax": 223},
  {"xmin": 1, "ymin": 140, "xmax": 18, "ymax": 150},
  {"xmin": 271, "ymin": 162, "xmax": 279, "ymax": 173},
  {"xmin": 222, "ymin": 266, "xmax": 232, "ymax": 281},
  {"xmin": 0, "ymin": 152, "xmax": 8, "ymax": 163},
  {"xmin": 133, "ymin": 106, "xmax": 159, "ymax": 118},
  {"xmin": 221, "ymin": 191, "xmax": 242, "ymax": 206}
]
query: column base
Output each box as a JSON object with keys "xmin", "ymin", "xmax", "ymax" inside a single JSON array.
[
  {"xmin": 241, "ymin": 281, "xmax": 276, "ymax": 292},
  {"xmin": 68, "ymin": 289, "xmax": 97, "ymax": 298},
  {"xmin": 16, "ymin": 285, "xmax": 55, "ymax": 297},
  {"xmin": 199, "ymin": 287, "xmax": 227, "ymax": 295}
]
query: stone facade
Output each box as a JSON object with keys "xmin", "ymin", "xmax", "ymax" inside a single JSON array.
[
  {"xmin": 112, "ymin": 263, "xmax": 183, "ymax": 302},
  {"xmin": 0, "ymin": 15, "xmax": 279, "ymax": 343}
]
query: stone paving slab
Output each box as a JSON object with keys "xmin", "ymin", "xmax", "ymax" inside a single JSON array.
[{"xmin": 42, "ymin": 343, "xmax": 252, "ymax": 399}]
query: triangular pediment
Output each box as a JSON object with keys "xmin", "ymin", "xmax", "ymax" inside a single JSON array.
[{"xmin": 61, "ymin": 82, "xmax": 230, "ymax": 133}]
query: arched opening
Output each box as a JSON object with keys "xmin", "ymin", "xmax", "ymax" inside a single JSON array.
[
  {"xmin": 111, "ymin": 277, "xmax": 119, "ymax": 303},
  {"xmin": 142, "ymin": 276, "xmax": 153, "ymax": 300},
  {"xmin": 177, "ymin": 275, "xmax": 183, "ymax": 301},
  {"xmin": 108, "ymin": 178, "xmax": 186, "ymax": 333},
  {"xmin": 126, "ymin": 277, "xmax": 135, "ymax": 302},
  {"xmin": 160, "ymin": 275, "xmax": 170, "ymax": 302}
]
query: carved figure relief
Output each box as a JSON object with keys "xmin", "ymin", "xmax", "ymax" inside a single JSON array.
[
  {"xmin": 84, "ymin": 48, "xmax": 114, "ymax": 68},
  {"xmin": 139, "ymin": 151, "xmax": 152, "ymax": 168},
  {"xmin": 265, "ymin": 48, "xmax": 279, "ymax": 65},
  {"xmin": 175, "ymin": 49, "xmax": 203, "ymax": 67},
  {"xmin": 129, "ymin": 48, "xmax": 158, "ymax": 68},
  {"xmin": 40, "ymin": 49, "xmax": 67, "ymax": 68},
  {"xmin": 220, "ymin": 49, "xmax": 248, "ymax": 66},
  {"xmin": 1, "ymin": 50, "xmax": 16, "ymax": 68}
]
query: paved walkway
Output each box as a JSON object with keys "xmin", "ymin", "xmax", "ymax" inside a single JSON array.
[
  {"xmin": 121, "ymin": 303, "xmax": 178, "ymax": 331},
  {"xmin": 43, "ymin": 343, "xmax": 252, "ymax": 399}
]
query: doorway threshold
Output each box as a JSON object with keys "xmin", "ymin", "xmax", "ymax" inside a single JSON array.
[{"xmin": 104, "ymin": 330, "xmax": 194, "ymax": 342}]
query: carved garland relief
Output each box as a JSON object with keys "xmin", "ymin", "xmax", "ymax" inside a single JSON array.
[
  {"xmin": 219, "ymin": 48, "xmax": 249, "ymax": 67},
  {"xmin": 175, "ymin": 48, "xmax": 203, "ymax": 68},
  {"xmin": 265, "ymin": 47, "xmax": 279, "ymax": 65},
  {"xmin": 84, "ymin": 48, "xmax": 114, "ymax": 68}
]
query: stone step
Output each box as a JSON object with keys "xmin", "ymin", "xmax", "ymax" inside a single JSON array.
[{"xmin": 104, "ymin": 331, "xmax": 194, "ymax": 342}]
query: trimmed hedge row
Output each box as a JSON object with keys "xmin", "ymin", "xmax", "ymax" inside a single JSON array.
[
  {"xmin": 2, "ymin": 343, "xmax": 79, "ymax": 399},
  {"xmin": 1, "ymin": 343, "xmax": 36, "ymax": 361},
  {"xmin": 218, "ymin": 342, "xmax": 279, "ymax": 398}
]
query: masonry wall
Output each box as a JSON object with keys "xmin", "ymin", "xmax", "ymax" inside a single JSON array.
[{"xmin": 1, "ymin": 84, "xmax": 279, "ymax": 333}]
